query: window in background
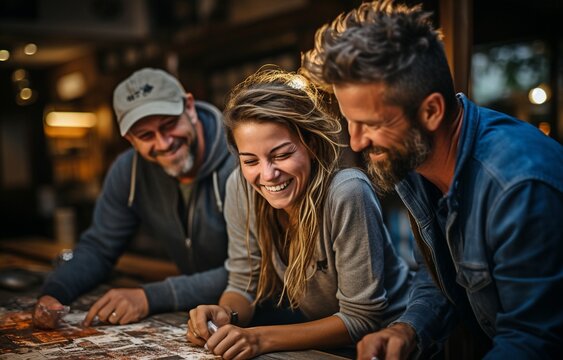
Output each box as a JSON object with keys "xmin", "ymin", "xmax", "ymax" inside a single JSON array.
[{"xmin": 471, "ymin": 40, "xmax": 560, "ymax": 141}]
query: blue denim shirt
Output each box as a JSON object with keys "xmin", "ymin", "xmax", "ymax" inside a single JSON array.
[{"xmin": 394, "ymin": 94, "xmax": 563, "ymax": 358}]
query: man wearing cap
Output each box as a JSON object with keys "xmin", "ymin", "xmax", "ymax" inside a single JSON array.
[{"xmin": 33, "ymin": 68, "xmax": 236, "ymax": 328}]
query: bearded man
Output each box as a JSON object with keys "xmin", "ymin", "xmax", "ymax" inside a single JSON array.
[
  {"xmin": 33, "ymin": 68, "xmax": 235, "ymax": 328},
  {"xmin": 303, "ymin": 1, "xmax": 563, "ymax": 359}
]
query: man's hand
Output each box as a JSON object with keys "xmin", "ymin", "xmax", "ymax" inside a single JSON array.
[
  {"xmin": 82, "ymin": 288, "xmax": 149, "ymax": 326},
  {"xmin": 33, "ymin": 295, "xmax": 67, "ymax": 329},
  {"xmin": 357, "ymin": 323, "xmax": 417, "ymax": 360}
]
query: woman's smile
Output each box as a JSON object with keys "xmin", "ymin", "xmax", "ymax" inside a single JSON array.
[
  {"xmin": 234, "ymin": 121, "xmax": 312, "ymax": 214},
  {"xmin": 263, "ymin": 179, "xmax": 293, "ymax": 193}
]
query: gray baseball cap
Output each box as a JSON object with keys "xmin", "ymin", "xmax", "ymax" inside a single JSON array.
[{"xmin": 113, "ymin": 68, "xmax": 185, "ymax": 136}]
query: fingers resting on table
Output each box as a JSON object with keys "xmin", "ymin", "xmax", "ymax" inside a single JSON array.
[{"xmin": 82, "ymin": 288, "xmax": 149, "ymax": 326}]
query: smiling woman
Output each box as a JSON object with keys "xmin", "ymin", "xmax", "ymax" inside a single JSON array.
[
  {"xmin": 186, "ymin": 67, "xmax": 413, "ymax": 360},
  {"xmin": 234, "ymin": 121, "xmax": 312, "ymax": 215}
]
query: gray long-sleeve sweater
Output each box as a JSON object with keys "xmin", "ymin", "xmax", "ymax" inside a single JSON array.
[
  {"xmin": 224, "ymin": 168, "xmax": 413, "ymax": 342},
  {"xmin": 41, "ymin": 101, "xmax": 236, "ymax": 314}
]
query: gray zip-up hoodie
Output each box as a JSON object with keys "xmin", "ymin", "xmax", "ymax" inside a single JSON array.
[{"xmin": 41, "ymin": 101, "xmax": 236, "ymax": 314}]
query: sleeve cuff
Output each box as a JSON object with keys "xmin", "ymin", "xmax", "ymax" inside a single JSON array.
[
  {"xmin": 40, "ymin": 281, "xmax": 75, "ymax": 305},
  {"xmin": 142, "ymin": 281, "xmax": 175, "ymax": 314},
  {"xmin": 393, "ymin": 301, "xmax": 447, "ymax": 353}
]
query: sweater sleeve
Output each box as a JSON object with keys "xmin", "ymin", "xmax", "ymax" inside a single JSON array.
[
  {"xmin": 328, "ymin": 170, "xmax": 409, "ymax": 342},
  {"xmin": 142, "ymin": 267, "xmax": 228, "ymax": 313},
  {"xmin": 223, "ymin": 170, "xmax": 261, "ymax": 303},
  {"xmin": 40, "ymin": 152, "xmax": 139, "ymax": 304}
]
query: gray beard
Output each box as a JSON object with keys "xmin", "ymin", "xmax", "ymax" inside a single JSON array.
[
  {"xmin": 164, "ymin": 133, "xmax": 199, "ymax": 178},
  {"xmin": 364, "ymin": 124, "xmax": 432, "ymax": 195},
  {"xmin": 163, "ymin": 152, "xmax": 195, "ymax": 178}
]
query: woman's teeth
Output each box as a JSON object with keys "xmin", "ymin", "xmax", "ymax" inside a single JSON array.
[{"xmin": 264, "ymin": 180, "xmax": 291, "ymax": 192}]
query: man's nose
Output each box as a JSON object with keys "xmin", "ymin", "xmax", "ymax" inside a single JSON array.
[
  {"xmin": 154, "ymin": 131, "xmax": 173, "ymax": 150},
  {"xmin": 348, "ymin": 123, "xmax": 369, "ymax": 152}
]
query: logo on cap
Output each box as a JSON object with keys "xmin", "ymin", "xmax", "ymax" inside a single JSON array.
[{"xmin": 126, "ymin": 83, "xmax": 154, "ymax": 102}]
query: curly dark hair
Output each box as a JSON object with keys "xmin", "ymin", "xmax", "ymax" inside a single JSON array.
[{"xmin": 301, "ymin": 0, "xmax": 458, "ymax": 122}]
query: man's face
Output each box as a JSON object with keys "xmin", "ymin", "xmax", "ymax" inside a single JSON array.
[
  {"xmin": 333, "ymin": 82, "xmax": 432, "ymax": 193},
  {"xmin": 126, "ymin": 107, "xmax": 199, "ymax": 178}
]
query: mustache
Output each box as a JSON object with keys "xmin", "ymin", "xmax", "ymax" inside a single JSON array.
[
  {"xmin": 149, "ymin": 138, "xmax": 186, "ymax": 158},
  {"xmin": 363, "ymin": 146, "xmax": 387, "ymax": 157}
]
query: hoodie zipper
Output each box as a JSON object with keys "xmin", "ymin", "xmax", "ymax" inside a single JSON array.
[
  {"xmin": 184, "ymin": 171, "xmax": 223, "ymax": 272},
  {"xmin": 184, "ymin": 181, "xmax": 198, "ymax": 273}
]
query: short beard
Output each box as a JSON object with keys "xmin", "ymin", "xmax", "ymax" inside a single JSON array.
[
  {"xmin": 163, "ymin": 151, "xmax": 195, "ymax": 177},
  {"xmin": 160, "ymin": 136, "xmax": 199, "ymax": 178},
  {"xmin": 364, "ymin": 124, "xmax": 432, "ymax": 195}
]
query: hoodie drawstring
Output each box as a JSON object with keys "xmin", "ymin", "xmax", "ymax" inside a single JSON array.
[
  {"xmin": 128, "ymin": 152, "xmax": 138, "ymax": 207},
  {"xmin": 212, "ymin": 171, "xmax": 223, "ymax": 213}
]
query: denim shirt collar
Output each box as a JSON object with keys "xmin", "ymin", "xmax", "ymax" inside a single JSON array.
[
  {"xmin": 447, "ymin": 93, "xmax": 478, "ymax": 199},
  {"xmin": 396, "ymin": 93, "xmax": 477, "ymax": 214}
]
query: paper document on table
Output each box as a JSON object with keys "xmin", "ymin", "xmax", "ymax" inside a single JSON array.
[{"xmin": 0, "ymin": 304, "xmax": 219, "ymax": 360}]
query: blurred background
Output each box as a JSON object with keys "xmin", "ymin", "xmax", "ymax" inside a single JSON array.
[{"xmin": 0, "ymin": 0, "xmax": 561, "ymax": 266}]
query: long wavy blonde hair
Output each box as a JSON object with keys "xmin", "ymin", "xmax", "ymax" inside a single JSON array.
[{"xmin": 224, "ymin": 67, "xmax": 342, "ymax": 308}]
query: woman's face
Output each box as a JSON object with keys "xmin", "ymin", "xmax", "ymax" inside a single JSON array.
[{"xmin": 234, "ymin": 121, "xmax": 312, "ymax": 215}]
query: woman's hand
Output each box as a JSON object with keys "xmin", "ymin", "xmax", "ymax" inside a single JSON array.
[
  {"xmin": 205, "ymin": 324, "xmax": 262, "ymax": 360},
  {"xmin": 187, "ymin": 304, "xmax": 231, "ymax": 346},
  {"xmin": 188, "ymin": 304, "xmax": 262, "ymax": 359}
]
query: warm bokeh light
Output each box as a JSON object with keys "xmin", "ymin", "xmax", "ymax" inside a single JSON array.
[
  {"xmin": 45, "ymin": 112, "xmax": 98, "ymax": 128},
  {"xmin": 24, "ymin": 43, "xmax": 37, "ymax": 55},
  {"xmin": 20, "ymin": 88, "xmax": 33, "ymax": 100},
  {"xmin": 16, "ymin": 87, "xmax": 37, "ymax": 105},
  {"xmin": 12, "ymin": 68, "xmax": 28, "ymax": 82},
  {"xmin": 44, "ymin": 126, "xmax": 89, "ymax": 138},
  {"xmin": 538, "ymin": 122, "xmax": 551, "ymax": 136},
  {"xmin": 528, "ymin": 86, "xmax": 548, "ymax": 104},
  {"xmin": 57, "ymin": 72, "xmax": 87, "ymax": 100},
  {"xmin": 0, "ymin": 49, "xmax": 10, "ymax": 61}
]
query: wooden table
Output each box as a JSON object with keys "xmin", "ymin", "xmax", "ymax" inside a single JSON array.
[
  {"xmin": 0, "ymin": 288, "xmax": 352, "ymax": 359},
  {"xmin": 0, "ymin": 247, "xmax": 353, "ymax": 359}
]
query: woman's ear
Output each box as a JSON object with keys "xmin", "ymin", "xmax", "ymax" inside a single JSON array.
[{"xmin": 418, "ymin": 92, "xmax": 445, "ymax": 132}]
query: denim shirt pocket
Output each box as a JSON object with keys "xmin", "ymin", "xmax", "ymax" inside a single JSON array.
[
  {"xmin": 455, "ymin": 261, "xmax": 497, "ymax": 337},
  {"xmin": 455, "ymin": 261, "xmax": 491, "ymax": 293}
]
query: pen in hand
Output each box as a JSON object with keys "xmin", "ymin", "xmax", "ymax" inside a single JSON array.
[
  {"xmin": 204, "ymin": 320, "xmax": 218, "ymax": 350},
  {"xmin": 207, "ymin": 320, "xmax": 218, "ymax": 334}
]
